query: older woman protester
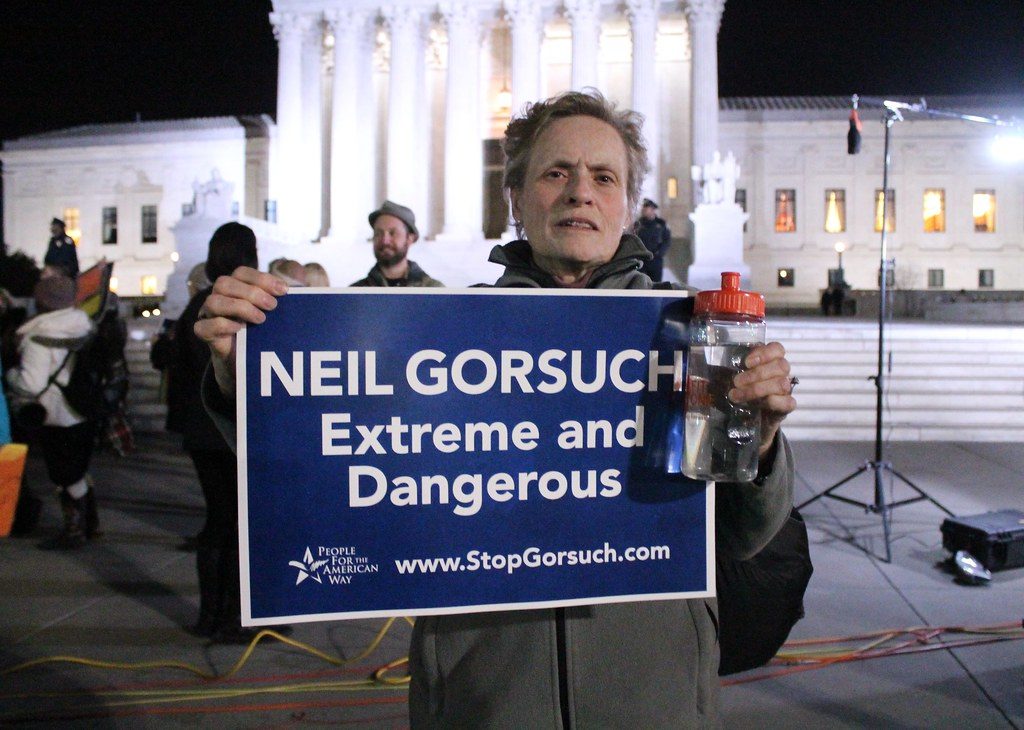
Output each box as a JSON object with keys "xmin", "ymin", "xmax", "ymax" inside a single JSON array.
[{"xmin": 195, "ymin": 90, "xmax": 797, "ymax": 727}]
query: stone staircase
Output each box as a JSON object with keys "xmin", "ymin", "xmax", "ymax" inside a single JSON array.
[
  {"xmin": 124, "ymin": 316, "xmax": 168, "ymax": 435},
  {"xmin": 121, "ymin": 315, "xmax": 1024, "ymax": 442},
  {"xmin": 770, "ymin": 318, "xmax": 1024, "ymax": 441}
]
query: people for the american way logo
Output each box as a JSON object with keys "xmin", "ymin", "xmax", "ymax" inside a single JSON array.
[{"xmin": 289, "ymin": 547, "xmax": 328, "ymax": 585}]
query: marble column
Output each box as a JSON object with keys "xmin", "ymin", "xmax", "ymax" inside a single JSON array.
[
  {"xmin": 357, "ymin": 26, "xmax": 380, "ymax": 222},
  {"xmin": 506, "ymin": 0, "xmax": 542, "ymax": 112},
  {"xmin": 564, "ymin": 0, "xmax": 601, "ymax": 91},
  {"xmin": 325, "ymin": 9, "xmax": 367, "ymax": 242},
  {"xmin": 627, "ymin": 0, "xmax": 660, "ymax": 203},
  {"xmin": 269, "ymin": 11, "xmax": 307, "ymax": 232},
  {"xmin": 382, "ymin": 5, "xmax": 424, "ymax": 219},
  {"xmin": 683, "ymin": 0, "xmax": 725, "ymax": 170},
  {"xmin": 440, "ymin": 2, "xmax": 483, "ymax": 239},
  {"xmin": 300, "ymin": 15, "xmax": 324, "ymax": 239}
]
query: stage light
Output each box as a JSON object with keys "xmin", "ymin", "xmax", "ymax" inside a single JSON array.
[{"xmin": 991, "ymin": 134, "xmax": 1024, "ymax": 162}]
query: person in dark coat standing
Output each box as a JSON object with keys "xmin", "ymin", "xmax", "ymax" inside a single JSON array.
[
  {"xmin": 169, "ymin": 222, "xmax": 259, "ymax": 642},
  {"xmin": 633, "ymin": 199, "xmax": 671, "ymax": 282},
  {"xmin": 44, "ymin": 218, "xmax": 79, "ymax": 279}
]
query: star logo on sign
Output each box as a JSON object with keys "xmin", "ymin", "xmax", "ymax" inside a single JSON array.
[{"xmin": 289, "ymin": 547, "xmax": 327, "ymax": 585}]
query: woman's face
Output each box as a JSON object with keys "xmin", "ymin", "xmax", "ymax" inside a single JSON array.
[{"xmin": 511, "ymin": 116, "xmax": 631, "ymax": 285}]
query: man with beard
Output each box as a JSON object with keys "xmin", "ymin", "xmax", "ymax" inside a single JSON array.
[{"xmin": 350, "ymin": 200, "xmax": 443, "ymax": 288}]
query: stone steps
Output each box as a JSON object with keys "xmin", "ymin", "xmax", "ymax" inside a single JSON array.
[
  {"xmin": 119, "ymin": 315, "xmax": 1024, "ymax": 442},
  {"xmin": 770, "ymin": 318, "xmax": 1024, "ymax": 441}
]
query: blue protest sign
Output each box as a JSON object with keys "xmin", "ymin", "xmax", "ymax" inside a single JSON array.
[{"xmin": 239, "ymin": 289, "xmax": 710, "ymax": 624}]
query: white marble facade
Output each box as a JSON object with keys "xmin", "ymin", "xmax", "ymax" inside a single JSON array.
[
  {"xmin": 267, "ymin": 0, "xmax": 712, "ymax": 248},
  {"xmin": 3, "ymin": 0, "xmax": 1021, "ymax": 302}
]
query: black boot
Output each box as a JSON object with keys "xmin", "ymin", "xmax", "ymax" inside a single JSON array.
[
  {"xmin": 190, "ymin": 544, "xmax": 220, "ymax": 637},
  {"xmin": 83, "ymin": 485, "xmax": 102, "ymax": 539},
  {"xmin": 209, "ymin": 542, "xmax": 258, "ymax": 644},
  {"xmin": 38, "ymin": 491, "xmax": 88, "ymax": 550}
]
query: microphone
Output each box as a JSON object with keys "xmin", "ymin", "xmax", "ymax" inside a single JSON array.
[{"xmin": 847, "ymin": 94, "xmax": 862, "ymax": 155}]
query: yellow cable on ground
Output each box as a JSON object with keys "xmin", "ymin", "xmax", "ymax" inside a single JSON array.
[{"xmin": 0, "ymin": 618, "xmax": 413, "ymax": 685}]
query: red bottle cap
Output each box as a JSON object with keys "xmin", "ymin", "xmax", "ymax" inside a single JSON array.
[{"xmin": 694, "ymin": 272, "xmax": 765, "ymax": 317}]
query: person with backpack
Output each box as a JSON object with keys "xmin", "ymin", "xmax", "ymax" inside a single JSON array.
[{"xmin": 6, "ymin": 275, "xmax": 99, "ymax": 549}]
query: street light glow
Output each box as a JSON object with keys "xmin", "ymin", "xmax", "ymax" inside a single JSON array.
[{"xmin": 991, "ymin": 134, "xmax": 1024, "ymax": 162}]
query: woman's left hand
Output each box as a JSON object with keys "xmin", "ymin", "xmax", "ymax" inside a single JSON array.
[{"xmin": 728, "ymin": 341, "xmax": 797, "ymax": 458}]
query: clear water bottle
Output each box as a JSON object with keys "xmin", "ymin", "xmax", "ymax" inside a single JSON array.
[{"xmin": 682, "ymin": 272, "xmax": 766, "ymax": 482}]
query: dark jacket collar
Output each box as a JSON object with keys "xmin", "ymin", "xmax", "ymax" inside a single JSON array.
[
  {"xmin": 366, "ymin": 259, "xmax": 430, "ymax": 285},
  {"xmin": 487, "ymin": 234, "xmax": 654, "ymax": 289}
]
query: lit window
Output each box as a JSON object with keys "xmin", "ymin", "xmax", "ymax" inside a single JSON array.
[
  {"xmin": 874, "ymin": 189, "xmax": 895, "ymax": 232},
  {"xmin": 142, "ymin": 205, "xmax": 158, "ymax": 243},
  {"xmin": 978, "ymin": 269, "xmax": 994, "ymax": 288},
  {"xmin": 140, "ymin": 275, "xmax": 159, "ymax": 295},
  {"xmin": 927, "ymin": 269, "xmax": 944, "ymax": 288},
  {"xmin": 775, "ymin": 190, "xmax": 796, "ymax": 233},
  {"xmin": 777, "ymin": 268, "xmax": 795, "ymax": 287},
  {"xmin": 102, "ymin": 207, "xmax": 118, "ymax": 244},
  {"xmin": 63, "ymin": 207, "xmax": 82, "ymax": 245},
  {"xmin": 973, "ymin": 190, "xmax": 995, "ymax": 232},
  {"xmin": 824, "ymin": 189, "xmax": 845, "ymax": 233},
  {"xmin": 666, "ymin": 177, "xmax": 678, "ymax": 201},
  {"xmin": 923, "ymin": 189, "xmax": 945, "ymax": 232}
]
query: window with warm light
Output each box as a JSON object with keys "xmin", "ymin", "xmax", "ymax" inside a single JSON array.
[
  {"xmin": 874, "ymin": 189, "xmax": 895, "ymax": 233},
  {"xmin": 927, "ymin": 268, "xmax": 944, "ymax": 288},
  {"xmin": 973, "ymin": 190, "xmax": 995, "ymax": 232},
  {"xmin": 777, "ymin": 268, "xmax": 795, "ymax": 287},
  {"xmin": 666, "ymin": 177, "xmax": 678, "ymax": 201},
  {"xmin": 775, "ymin": 189, "xmax": 796, "ymax": 233},
  {"xmin": 102, "ymin": 207, "xmax": 118, "ymax": 244},
  {"xmin": 140, "ymin": 275, "xmax": 159, "ymax": 295},
  {"xmin": 824, "ymin": 189, "xmax": 845, "ymax": 233},
  {"xmin": 143, "ymin": 204, "xmax": 158, "ymax": 241},
  {"xmin": 63, "ymin": 207, "xmax": 82, "ymax": 244},
  {"xmin": 922, "ymin": 189, "xmax": 945, "ymax": 232},
  {"xmin": 978, "ymin": 269, "xmax": 994, "ymax": 288}
]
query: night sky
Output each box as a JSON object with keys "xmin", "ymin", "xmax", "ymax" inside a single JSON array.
[{"xmin": 1, "ymin": 0, "xmax": 1022, "ymax": 143}]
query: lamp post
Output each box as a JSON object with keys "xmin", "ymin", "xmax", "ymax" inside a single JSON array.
[{"xmin": 834, "ymin": 241, "xmax": 846, "ymax": 279}]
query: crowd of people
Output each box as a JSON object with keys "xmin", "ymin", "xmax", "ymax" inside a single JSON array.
[{"xmin": 3, "ymin": 90, "xmax": 800, "ymax": 723}]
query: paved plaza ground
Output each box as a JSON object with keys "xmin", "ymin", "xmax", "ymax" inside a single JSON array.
[{"xmin": 1, "ymin": 433, "xmax": 1021, "ymax": 727}]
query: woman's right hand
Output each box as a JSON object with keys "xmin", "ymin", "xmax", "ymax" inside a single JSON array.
[{"xmin": 194, "ymin": 266, "xmax": 288, "ymax": 397}]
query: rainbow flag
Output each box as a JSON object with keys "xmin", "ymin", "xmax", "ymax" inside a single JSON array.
[{"xmin": 75, "ymin": 261, "xmax": 114, "ymax": 319}]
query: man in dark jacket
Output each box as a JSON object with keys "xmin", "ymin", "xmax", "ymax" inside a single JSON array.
[
  {"xmin": 44, "ymin": 218, "xmax": 79, "ymax": 279},
  {"xmin": 633, "ymin": 198, "xmax": 671, "ymax": 282},
  {"xmin": 170, "ymin": 222, "xmax": 263, "ymax": 643},
  {"xmin": 350, "ymin": 201, "xmax": 443, "ymax": 288}
]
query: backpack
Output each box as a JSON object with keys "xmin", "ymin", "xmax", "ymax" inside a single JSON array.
[
  {"xmin": 58, "ymin": 334, "xmax": 107, "ymax": 419},
  {"xmin": 716, "ymin": 508, "xmax": 814, "ymax": 675},
  {"xmin": 57, "ymin": 309, "xmax": 128, "ymax": 420}
]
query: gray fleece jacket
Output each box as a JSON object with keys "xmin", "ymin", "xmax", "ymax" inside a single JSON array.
[
  {"xmin": 409, "ymin": 236, "xmax": 794, "ymax": 728},
  {"xmin": 204, "ymin": 234, "xmax": 794, "ymax": 728}
]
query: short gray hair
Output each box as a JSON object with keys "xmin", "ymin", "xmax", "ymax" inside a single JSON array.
[{"xmin": 502, "ymin": 90, "xmax": 650, "ymax": 238}]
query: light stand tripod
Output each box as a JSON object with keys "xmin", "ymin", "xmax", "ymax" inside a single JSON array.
[{"xmin": 798, "ymin": 98, "xmax": 955, "ymax": 563}]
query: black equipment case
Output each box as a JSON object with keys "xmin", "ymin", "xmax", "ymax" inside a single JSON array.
[{"xmin": 941, "ymin": 510, "xmax": 1024, "ymax": 571}]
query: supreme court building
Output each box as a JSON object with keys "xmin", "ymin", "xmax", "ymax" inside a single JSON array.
[{"xmin": 2, "ymin": 0, "xmax": 1022, "ymax": 303}]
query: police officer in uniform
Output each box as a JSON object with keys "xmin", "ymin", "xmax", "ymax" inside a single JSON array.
[
  {"xmin": 45, "ymin": 218, "xmax": 79, "ymax": 279},
  {"xmin": 633, "ymin": 199, "xmax": 671, "ymax": 282}
]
